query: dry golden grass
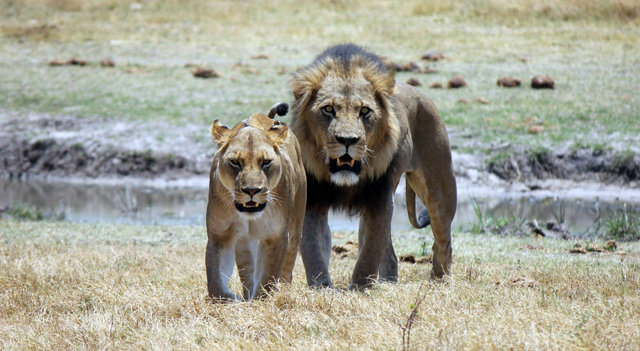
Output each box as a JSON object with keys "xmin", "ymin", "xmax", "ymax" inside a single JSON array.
[{"xmin": 1, "ymin": 221, "xmax": 639, "ymax": 350}]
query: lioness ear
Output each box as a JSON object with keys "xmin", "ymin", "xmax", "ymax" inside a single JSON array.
[
  {"xmin": 210, "ymin": 119, "xmax": 230, "ymax": 145},
  {"xmin": 268, "ymin": 120, "xmax": 289, "ymax": 145}
]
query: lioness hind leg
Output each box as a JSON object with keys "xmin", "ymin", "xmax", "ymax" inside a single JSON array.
[
  {"xmin": 406, "ymin": 172, "xmax": 456, "ymax": 278},
  {"xmin": 205, "ymin": 238, "xmax": 239, "ymax": 301},
  {"xmin": 300, "ymin": 208, "xmax": 333, "ymax": 288},
  {"xmin": 235, "ymin": 237, "xmax": 258, "ymax": 301},
  {"xmin": 282, "ymin": 215, "xmax": 304, "ymax": 284}
]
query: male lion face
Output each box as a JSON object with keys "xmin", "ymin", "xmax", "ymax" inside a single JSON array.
[
  {"xmin": 311, "ymin": 74, "xmax": 383, "ymax": 186},
  {"xmin": 213, "ymin": 126, "xmax": 284, "ymax": 220}
]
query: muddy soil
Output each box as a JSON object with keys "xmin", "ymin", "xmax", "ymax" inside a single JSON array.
[
  {"xmin": 487, "ymin": 147, "xmax": 639, "ymax": 185},
  {"xmin": 0, "ymin": 113, "xmax": 213, "ymax": 180},
  {"xmin": 1, "ymin": 113, "xmax": 639, "ymax": 192}
]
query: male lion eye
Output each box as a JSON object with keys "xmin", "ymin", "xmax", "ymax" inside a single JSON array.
[
  {"xmin": 360, "ymin": 107, "xmax": 370, "ymax": 116},
  {"xmin": 230, "ymin": 159, "xmax": 240, "ymax": 167},
  {"xmin": 262, "ymin": 160, "xmax": 272, "ymax": 167},
  {"xmin": 321, "ymin": 106, "xmax": 335, "ymax": 115}
]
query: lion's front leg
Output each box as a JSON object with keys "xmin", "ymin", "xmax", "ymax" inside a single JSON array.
[
  {"xmin": 205, "ymin": 237, "xmax": 239, "ymax": 301},
  {"xmin": 253, "ymin": 233, "xmax": 289, "ymax": 299},
  {"xmin": 300, "ymin": 208, "xmax": 333, "ymax": 288},
  {"xmin": 350, "ymin": 198, "xmax": 394, "ymax": 290}
]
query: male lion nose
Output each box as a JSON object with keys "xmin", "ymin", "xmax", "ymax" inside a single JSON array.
[
  {"xmin": 242, "ymin": 187, "xmax": 263, "ymax": 197},
  {"xmin": 336, "ymin": 136, "xmax": 360, "ymax": 148}
]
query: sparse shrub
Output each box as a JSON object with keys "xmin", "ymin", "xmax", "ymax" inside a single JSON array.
[{"xmin": 602, "ymin": 204, "xmax": 640, "ymax": 241}]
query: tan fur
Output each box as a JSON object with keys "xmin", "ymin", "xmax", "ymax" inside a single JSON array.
[
  {"xmin": 291, "ymin": 45, "xmax": 457, "ymax": 288},
  {"xmin": 205, "ymin": 112, "xmax": 306, "ymax": 301}
]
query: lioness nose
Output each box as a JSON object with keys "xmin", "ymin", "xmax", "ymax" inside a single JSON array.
[
  {"xmin": 336, "ymin": 136, "xmax": 360, "ymax": 147},
  {"xmin": 242, "ymin": 187, "xmax": 263, "ymax": 197}
]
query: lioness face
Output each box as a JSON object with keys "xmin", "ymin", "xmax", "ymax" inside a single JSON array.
[
  {"xmin": 312, "ymin": 74, "xmax": 382, "ymax": 186},
  {"xmin": 217, "ymin": 128, "xmax": 283, "ymax": 220}
]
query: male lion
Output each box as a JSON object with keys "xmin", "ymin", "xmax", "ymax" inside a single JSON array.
[
  {"xmin": 290, "ymin": 44, "xmax": 457, "ymax": 289},
  {"xmin": 206, "ymin": 104, "xmax": 306, "ymax": 300}
]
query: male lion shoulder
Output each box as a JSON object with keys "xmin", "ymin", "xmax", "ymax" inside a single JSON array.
[
  {"xmin": 205, "ymin": 105, "xmax": 306, "ymax": 301},
  {"xmin": 290, "ymin": 44, "xmax": 457, "ymax": 289}
]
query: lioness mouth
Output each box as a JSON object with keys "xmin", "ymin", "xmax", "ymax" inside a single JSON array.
[
  {"xmin": 330, "ymin": 155, "xmax": 362, "ymax": 174},
  {"xmin": 235, "ymin": 201, "xmax": 267, "ymax": 213}
]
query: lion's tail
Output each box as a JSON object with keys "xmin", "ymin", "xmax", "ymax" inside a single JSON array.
[
  {"xmin": 267, "ymin": 102, "xmax": 289, "ymax": 119},
  {"xmin": 406, "ymin": 177, "xmax": 431, "ymax": 229}
]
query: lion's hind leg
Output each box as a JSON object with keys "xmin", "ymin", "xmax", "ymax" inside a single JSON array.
[{"xmin": 406, "ymin": 171, "xmax": 456, "ymax": 278}]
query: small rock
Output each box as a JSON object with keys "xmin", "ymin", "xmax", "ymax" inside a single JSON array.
[
  {"xmin": 569, "ymin": 244, "xmax": 587, "ymax": 254},
  {"xmin": 531, "ymin": 75, "xmax": 555, "ymax": 89},
  {"xmin": 475, "ymin": 97, "xmax": 488, "ymax": 104},
  {"xmin": 48, "ymin": 60, "xmax": 66, "ymax": 66},
  {"xmin": 430, "ymin": 82, "xmax": 443, "ymax": 89},
  {"xmin": 497, "ymin": 77, "xmax": 521, "ymax": 88},
  {"xmin": 66, "ymin": 58, "xmax": 86, "ymax": 66},
  {"xmin": 406, "ymin": 77, "xmax": 422, "ymax": 86},
  {"xmin": 192, "ymin": 67, "xmax": 220, "ymax": 78},
  {"xmin": 604, "ymin": 240, "xmax": 617, "ymax": 251},
  {"xmin": 447, "ymin": 75, "xmax": 467, "ymax": 88},
  {"xmin": 100, "ymin": 58, "xmax": 115, "ymax": 67},
  {"xmin": 528, "ymin": 125, "xmax": 544, "ymax": 134},
  {"xmin": 251, "ymin": 53, "xmax": 269, "ymax": 59},
  {"xmin": 399, "ymin": 62, "xmax": 421, "ymax": 72},
  {"xmin": 457, "ymin": 98, "xmax": 469, "ymax": 104},
  {"xmin": 399, "ymin": 254, "xmax": 416, "ymax": 263},
  {"xmin": 421, "ymin": 50, "xmax": 445, "ymax": 61},
  {"xmin": 586, "ymin": 244, "xmax": 605, "ymax": 253}
]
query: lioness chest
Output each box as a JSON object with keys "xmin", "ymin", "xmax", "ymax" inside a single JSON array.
[{"xmin": 228, "ymin": 208, "xmax": 287, "ymax": 241}]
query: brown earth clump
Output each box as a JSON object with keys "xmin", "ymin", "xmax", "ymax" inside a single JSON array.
[
  {"xmin": 192, "ymin": 67, "xmax": 220, "ymax": 78},
  {"xmin": 397, "ymin": 61, "xmax": 421, "ymax": 72},
  {"xmin": 406, "ymin": 77, "xmax": 422, "ymax": 86},
  {"xmin": 528, "ymin": 125, "xmax": 544, "ymax": 134},
  {"xmin": 48, "ymin": 60, "xmax": 66, "ymax": 66},
  {"xmin": 531, "ymin": 75, "xmax": 555, "ymax": 89},
  {"xmin": 497, "ymin": 77, "xmax": 521, "ymax": 87},
  {"xmin": 399, "ymin": 254, "xmax": 432, "ymax": 264},
  {"xmin": 448, "ymin": 75, "xmax": 467, "ymax": 88},
  {"xmin": 421, "ymin": 67, "xmax": 438, "ymax": 74},
  {"xmin": 331, "ymin": 240, "xmax": 358, "ymax": 259},
  {"xmin": 251, "ymin": 53, "xmax": 269, "ymax": 59},
  {"xmin": 100, "ymin": 58, "xmax": 115, "ymax": 67},
  {"xmin": 421, "ymin": 50, "xmax": 445, "ymax": 61},
  {"xmin": 430, "ymin": 82, "xmax": 443, "ymax": 89},
  {"xmin": 604, "ymin": 240, "xmax": 617, "ymax": 251},
  {"xmin": 66, "ymin": 58, "xmax": 86, "ymax": 66},
  {"xmin": 476, "ymin": 97, "xmax": 488, "ymax": 104},
  {"xmin": 458, "ymin": 98, "xmax": 469, "ymax": 104}
]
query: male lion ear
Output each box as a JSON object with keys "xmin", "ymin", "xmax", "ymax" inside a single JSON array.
[
  {"xmin": 268, "ymin": 120, "xmax": 289, "ymax": 145},
  {"xmin": 210, "ymin": 120, "xmax": 230, "ymax": 145}
]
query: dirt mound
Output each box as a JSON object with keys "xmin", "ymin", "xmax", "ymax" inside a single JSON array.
[
  {"xmin": 0, "ymin": 138, "xmax": 199, "ymax": 179},
  {"xmin": 531, "ymin": 75, "xmax": 554, "ymax": 89},
  {"xmin": 447, "ymin": 75, "xmax": 467, "ymax": 88},
  {"xmin": 487, "ymin": 148, "xmax": 639, "ymax": 183}
]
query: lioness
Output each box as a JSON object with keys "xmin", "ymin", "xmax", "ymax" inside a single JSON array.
[
  {"xmin": 290, "ymin": 44, "xmax": 457, "ymax": 289},
  {"xmin": 206, "ymin": 105, "xmax": 306, "ymax": 300}
]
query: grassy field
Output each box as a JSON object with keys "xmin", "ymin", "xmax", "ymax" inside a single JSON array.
[
  {"xmin": 1, "ymin": 0, "xmax": 640, "ymax": 153},
  {"xmin": 0, "ymin": 220, "xmax": 638, "ymax": 350}
]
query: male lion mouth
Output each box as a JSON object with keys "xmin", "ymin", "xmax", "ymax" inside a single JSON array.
[
  {"xmin": 330, "ymin": 155, "xmax": 362, "ymax": 174},
  {"xmin": 235, "ymin": 201, "xmax": 267, "ymax": 213}
]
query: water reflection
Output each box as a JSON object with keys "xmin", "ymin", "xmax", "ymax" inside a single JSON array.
[{"xmin": 1, "ymin": 179, "xmax": 638, "ymax": 234}]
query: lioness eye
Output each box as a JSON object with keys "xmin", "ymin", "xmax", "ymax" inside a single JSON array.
[
  {"xmin": 360, "ymin": 107, "xmax": 370, "ymax": 116},
  {"xmin": 230, "ymin": 159, "xmax": 240, "ymax": 167},
  {"xmin": 262, "ymin": 159, "xmax": 272, "ymax": 167},
  {"xmin": 321, "ymin": 106, "xmax": 335, "ymax": 115}
]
